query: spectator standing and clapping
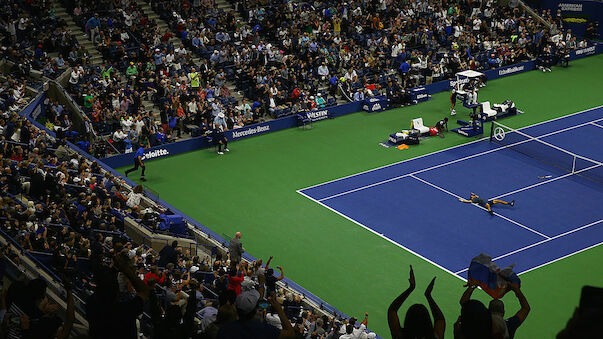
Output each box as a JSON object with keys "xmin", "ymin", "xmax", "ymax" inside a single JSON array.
[{"xmin": 388, "ymin": 265, "xmax": 445, "ymax": 339}]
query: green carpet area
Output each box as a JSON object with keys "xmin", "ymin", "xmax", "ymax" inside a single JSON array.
[{"xmin": 118, "ymin": 55, "xmax": 603, "ymax": 338}]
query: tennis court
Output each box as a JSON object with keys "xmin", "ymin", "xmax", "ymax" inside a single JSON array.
[{"xmin": 298, "ymin": 106, "xmax": 603, "ymax": 279}]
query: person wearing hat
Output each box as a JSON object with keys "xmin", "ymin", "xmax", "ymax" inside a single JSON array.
[
  {"xmin": 315, "ymin": 93, "xmax": 326, "ymax": 108},
  {"xmin": 217, "ymin": 289, "xmax": 281, "ymax": 338},
  {"xmin": 124, "ymin": 142, "xmax": 146, "ymax": 181},
  {"xmin": 212, "ymin": 112, "xmax": 229, "ymax": 155}
]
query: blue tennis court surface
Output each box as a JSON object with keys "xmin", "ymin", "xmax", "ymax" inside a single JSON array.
[{"xmin": 298, "ymin": 106, "xmax": 603, "ymax": 279}]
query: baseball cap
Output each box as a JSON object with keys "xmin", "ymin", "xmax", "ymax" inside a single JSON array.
[
  {"xmin": 190, "ymin": 266, "xmax": 199, "ymax": 273},
  {"xmin": 218, "ymin": 112, "xmax": 225, "ymax": 118},
  {"xmin": 235, "ymin": 289, "xmax": 260, "ymax": 315}
]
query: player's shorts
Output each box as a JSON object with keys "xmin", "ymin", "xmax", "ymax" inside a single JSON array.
[
  {"xmin": 472, "ymin": 198, "xmax": 490, "ymax": 207},
  {"xmin": 450, "ymin": 95, "xmax": 457, "ymax": 104}
]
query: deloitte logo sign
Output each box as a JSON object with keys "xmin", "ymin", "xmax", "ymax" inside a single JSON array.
[{"xmin": 142, "ymin": 149, "xmax": 169, "ymax": 160}]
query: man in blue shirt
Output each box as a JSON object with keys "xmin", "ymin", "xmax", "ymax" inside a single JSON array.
[
  {"xmin": 125, "ymin": 143, "xmax": 146, "ymax": 181},
  {"xmin": 86, "ymin": 14, "xmax": 101, "ymax": 43},
  {"xmin": 353, "ymin": 88, "xmax": 365, "ymax": 101}
]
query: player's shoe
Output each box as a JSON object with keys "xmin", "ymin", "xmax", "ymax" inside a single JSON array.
[
  {"xmin": 546, "ymin": 68, "xmax": 551, "ymax": 72},
  {"xmin": 510, "ymin": 200, "xmax": 515, "ymax": 207},
  {"xmin": 140, "ymin": 177, "xmax": 147, "ymax": 182},
  {"xmin": 217, "ymin": 151, "xmax": 224, "ymax": 155},
  {"xmin": 489, "ymin": 210, "xmax": 494, "ymax": 216},
  {"xmin": 224, "ymin": 148, "xmax": 230, "ymax": 152},
  {"xmin": 450, "ymin": 110, "xmax": 456, "ymax": 116}
]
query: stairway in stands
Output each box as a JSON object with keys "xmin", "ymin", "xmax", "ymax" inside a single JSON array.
[{"xmin": 50, "ymin": 0, "xmax": 103, "ymax": 66}]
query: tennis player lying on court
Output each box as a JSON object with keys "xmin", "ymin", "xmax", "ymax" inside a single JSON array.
[{"xmin": 459, "ymin": 192, "xmax": 515, "ymax": 216}]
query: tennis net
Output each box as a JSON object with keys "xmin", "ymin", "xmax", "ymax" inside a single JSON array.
[{"xmin": 489, "ymin": 121, "xmax": 603, "ymax": 185}]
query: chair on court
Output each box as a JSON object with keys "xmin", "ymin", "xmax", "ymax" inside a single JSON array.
[
  {"xmin": 297, "ymin": 112, "xmax": 313, "ymax": 129},
  {"xmin": 480, "ymin": 101, "xmax": 498, "ymax": 118},
  {"xmin": 410, "ymin": 118, "xmax": 431, "ymax": 136}
]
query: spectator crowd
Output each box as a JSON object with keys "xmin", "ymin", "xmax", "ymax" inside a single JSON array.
[
  {"xmin": 1, "ymin": 110, "xmax": 377, "ymax": 338},
  {"xmin": 3, "ymin": 0, "xmax": 598, "ymax": 157}
]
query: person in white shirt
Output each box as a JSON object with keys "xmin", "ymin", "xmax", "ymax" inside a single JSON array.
[
  {"xmin": 473, "ymin": 17, "xmax": 482, "ymax": 32},
  {"xmin": 318, "ymin": 62, "xmax": 330, "ymax": 81},
  {"xmin": 69, "ymin": 67, "xmax": 82, "ymax": 85},
  {"xmin": 134, "ymin": 116, "xmax": 145, "ymax": 135},
  {"xmin": 344, "ymin": 68, "xmax": 357, "ymax": 82},
  {"xmin": 126, "ymin": 185, "xmax": 144, "ymax": 208},
  {"xmin": 121, "ymin": 116, "xmax": 133, "ymax": 132},
  {"xmin": 265, "ymin": 311, "xmax": 282, "ymax": 330}
]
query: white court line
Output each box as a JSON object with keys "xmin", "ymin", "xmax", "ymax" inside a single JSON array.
[
  {"xmin": 455, "ymin": 219, "xmax": 603, "ymax": 274},
  {"xmin": 490, "ymin": 164, "xmax": 603, "ymax": 200},
  {"xmin": 299, "ymin": 105, "xmax": 603, "ymax": 192},
  {"xmin": 534, "ymin": 117, "xmax": 603, "ymax": 139},
  {"xmin": 591, "ymin": 121, "xmax": 603, "ymax": 129},
  {"xmin": 409, "ymin": 175, "xmax": 551, "ymax": 239},
  {"xmin": 297, "ymin": 106, "xmax": 603, "ymax": 279},
  {"xmin": 495, "ymin": 121, "xmax": 603, "ymax": 165},
  {"xmin": 517, "ymin": 241, "xmax": 603, "ymax": 276},
  {"xmin": 314, "ymin": 117, "xmax": 603, "ymax": 202},
  {"xmin": 296, "ymin": 190, "xmax": 467, "ymax": 282}
]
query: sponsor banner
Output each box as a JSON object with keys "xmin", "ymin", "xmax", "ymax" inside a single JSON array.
[
  {"xmin": 484, "ymin": 61, "xmax": 535, "ymax": 81},
  {"xmin": 540, "ymin": 0, "xmax": 603, "ymax": 38},
  {"xmin": 142, "ymin": 149, "xmax": 169, "ymax": 160},
  {"xmin": 570, "ymin": 43, "xmax": 602, "ymax": 60},
  {"xmin": 362, "ymin": 96, "xmax": 388, "ymax": 112},
  {"xmin": 410, "ymin": 87, "xmax": 429, "ymax": 103},
  {"xmin": 559, "ymin": 2, "xmax": 583, "ymax": 11},
  {"xmin": 229, "ymin": 123, "xmax": 273, "ymax": 140},
  {"xmin": 301, "ymin": 109, "xmax": 331, "ymax": 122},
  {"xmin": 102, "ymin": 136, "xmax": 211, "ymax": 168}
]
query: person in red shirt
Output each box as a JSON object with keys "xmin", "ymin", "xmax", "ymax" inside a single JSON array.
[
  {"xmin": 227, "ymin": 266, "xmax": 244, "ymax": 296},
  {"xmin": 143, "ymin": 266, "xmax": 166, "ymax": 286}
]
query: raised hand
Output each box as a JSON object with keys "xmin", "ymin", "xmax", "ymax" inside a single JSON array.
[
  {"xmin": 425, "ymin": 277, "xmax": 436, "ymax": 298},
  {"xmin": 409, "ymin": 265, "xmax": 416, "ymax": 290}
]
